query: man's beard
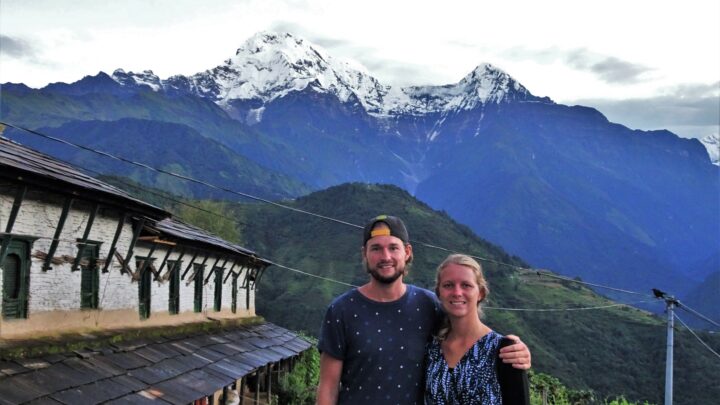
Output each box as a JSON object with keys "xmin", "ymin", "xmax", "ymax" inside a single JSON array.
[{"xmin": 366, "ymin": 261, "xmax": 406, "ymax": 284}]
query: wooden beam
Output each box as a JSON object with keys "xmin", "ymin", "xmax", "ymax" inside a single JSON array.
[
  {"xmin": 265, "ymin": 364, "xmax": 272, "ymax": 403},
  {"xmin": 162, "ymin": 248, "xmax": 186, "ymax": 281},
  {"xmin": 238, "ymin": 265, "xmax": 249, "ymax": 288},
  {"xmin": 71, "ymin": 203, "xmax": 99, "ymax": 271},
  {"xmin": 254, "ymin": 265, "xmax": 268, "ymax": 286},
  {"xmin": 136, "ymin": 243, "xmax": 158, "ymax": 280},
  {"xmin": 43, "ymin": 197, "xmax": 73, "ymax": 271},
  {"xmin": 103, "ymin": 212, "xmax": 127, "ymax": 273},
  {"xmin": 4, "ymin": 184, "xmax": 26, "ymax": 233},
  {"xmin": 184, "ymin": 253, "xmax": 210, "ymax": 284},
  {"xmin": 254, "ymin": 370, "xmax": 260, "ymax": 404},
  {"xmin": 0, "ymin": 185, "xmax": 26, "ymax": 268},
  {"xmin": 223, "ymin": 261, "xmax": 237, "ymax": 283},
  {"xmin": 203, "ymin": 255, "xmax": 224, "ymax": 285},
  {"xmin": 121, "ymin": 217, "xmax": 145, "ymax": 275},
  {"xmin": 238, "ymin": 377, "xmax": 245, "ymax": 405},
  {"xmin": 181, "ymin": 251, "xmax": 199, "ymax": 279},
  {"xmin": 155, "ymin": 245, "xmax": 175, "ymax": 280}
]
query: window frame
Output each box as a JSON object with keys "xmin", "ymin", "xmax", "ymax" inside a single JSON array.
[
  {"xmin": 79, "ymin": 242, "xmax": 101, "ymax": 310},
  {"xmin": 136, "ymin": 256, "xmax": 154, "ymax": 320},
  {"xmin": 168, "ymin": 260, "xmax": 181, "ymax": 315},
  {"xmin": 1, "ymin": 236, "xmax": 36, "ymax": 320}
]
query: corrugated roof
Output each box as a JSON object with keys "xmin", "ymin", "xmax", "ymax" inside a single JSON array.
[
  {"xmin": 0, "ymin": 322, "xmax": 312, "ymax": 404},
  {"xmin": 0, "ymin": 137, "xmax": 166, "ymax": 217}
]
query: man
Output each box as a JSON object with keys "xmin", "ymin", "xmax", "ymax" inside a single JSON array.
[{"xmin": 317, "ymin": 215, "xmax": 531, "ymax": 404}]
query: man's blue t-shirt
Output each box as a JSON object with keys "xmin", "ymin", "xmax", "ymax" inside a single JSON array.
[{"xmin": 318, "ymin": 284, "xmax": 442, "ymax": 404}]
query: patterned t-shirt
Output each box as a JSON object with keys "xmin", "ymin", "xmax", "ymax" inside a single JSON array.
[
  {"xmin": 424, "ymin": 331, "xmax": 503, "ymax": 405},
  {"xmin": 318, "ymin": 284, "xmax": 443, "ymax": 405}
]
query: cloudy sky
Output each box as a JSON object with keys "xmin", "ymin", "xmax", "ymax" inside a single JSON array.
[{"xmin": 1, "ymin": 0, "xmax": 718, "ymax": 139}]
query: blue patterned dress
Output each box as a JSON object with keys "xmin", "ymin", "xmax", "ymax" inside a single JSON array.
[{"xmin": 424, "ymin": 330, "xmax": 503, "ymax": 405}]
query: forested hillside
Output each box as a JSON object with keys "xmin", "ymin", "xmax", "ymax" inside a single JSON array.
[{"xmin": 223, "ymin": 183, "xmax": 719, "ymax": 405}]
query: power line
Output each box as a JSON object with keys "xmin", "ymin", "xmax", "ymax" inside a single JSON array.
[
  {"xmin": 0, "ymin": 122, "xmax": 360, "ymax": 229},
  {"xmin": 265, "ymin": 261, "xmax": 359, "ymax": 288},
  {"xmin": 532, "ymin": 271, "xmax": 655, "ymax": 298},
  {"xmin": 485, "ymin": 299, "xmax": 661, "ymax": 312},
  {"xmin": 4, "ymin": 122, "xmax": 714, "ymax": 322},
  {"xmin": 674, "ymin": 312, "xmax": 720, "ymax": 360},
  {"xmin": 677, "ymin": 302, "xmax": 720, "ymax": 329}
]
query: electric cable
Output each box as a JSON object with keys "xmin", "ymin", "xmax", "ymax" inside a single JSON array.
[
  {"xmin": 2, "ymin": 124, "xmax": 656, "ymax": 299},
  {"xmin": 2, "ymin": 122, "xmax": 710, "ymax": 314},
  {"xmin": 484, "ymin": 299, "xmax": 661, "ymax": 312},
  {"xmin": 677, "ymin": 302, "xmax": 720, "ymax": 329},
  {"xmin": 674, "ymin": 312, "xmax": 720, "ymax": 360}
]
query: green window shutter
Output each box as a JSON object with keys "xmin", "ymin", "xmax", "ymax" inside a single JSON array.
[
  {"xmin": 80, "ymin": 244, "xmax": 99, "ymax": 309},
  {"xmin": 168, "ymin": 261, "xmax": 180, "ymax": 315},
  {"xmin": 231, "ymin": 276, "xmax": 237, "ymax": 314},
  {"xmin": 214, "ymin": 268, "xmax": 223, "ymax": 312},
  {"xmin": 193, "ymin": 265, "xmax": 204, "ymax": 313},
  {"xmin": 2, "ymin": 240, "xmax": 29, "ymax": 319},
  {"xmin": 2, "ymin": 254, "xmax": 21, "ymax": 318},
  {"xmin": 137, "ymin": 258, "xmax": 152, "ymax": 319}
]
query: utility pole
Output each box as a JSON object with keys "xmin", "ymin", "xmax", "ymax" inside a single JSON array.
[{"xmin": 653, "ymin": 288, "xmax": 679, "ymax": 405}]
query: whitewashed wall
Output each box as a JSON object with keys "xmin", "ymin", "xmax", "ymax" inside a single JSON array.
[{"xmin": 0, "ymin": 185, "xmax": 255, "ymax": 333}]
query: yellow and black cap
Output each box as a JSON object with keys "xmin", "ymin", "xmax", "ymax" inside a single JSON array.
[{"xmin": 363, "ymin": 215, "xmax": 409, "ymax": 246}]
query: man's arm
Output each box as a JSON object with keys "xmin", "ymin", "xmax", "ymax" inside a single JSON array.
[
  {"xmin": 317, "ymin": 352, "xmax": 343, "ymax": 405},
  {"xmin": 498, "ymin": 334, "xmax": 532, "ymax": 370}
]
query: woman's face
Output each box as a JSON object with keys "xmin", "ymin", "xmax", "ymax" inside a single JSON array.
[{"xmin": 437, "ymin": 263, "xmax": 483, "ymax": 319}]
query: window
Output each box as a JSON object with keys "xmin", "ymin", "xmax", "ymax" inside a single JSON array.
[
  {"xmin": 231, "ymin": 275, "xmax": 238, "ymax": 314},
  {"xmin": 2, "ymin": 239, "xmax": 30, "ymax": 319},
  {"xmin": 213, "ymin": 267, "xmax": 224, "ymax": 312},
  {"xmin": 193, "ymin": 264, "xmax": 204, "ymax": 313},
  {"xmin": 136, "ymin": 257, "xmax": 154, "ymax": 320},
  {"xmin": 168, "ymin": 260, "xmax": 181, "ymax": 315},
  {"xmin": 80, "ymin": 243, "xmax": 100, "ymax": 309}
]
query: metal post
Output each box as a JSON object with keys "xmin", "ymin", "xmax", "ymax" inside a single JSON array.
[
  {"xmin": 665, "ymin": 299, "xmax": 674, "ymax": 405},
  {"xmin": 654, "ymin": 288, "xmax": 677, "ymax": 405}
]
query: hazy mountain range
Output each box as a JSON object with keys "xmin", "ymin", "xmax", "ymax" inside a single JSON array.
[{"xmin": 2, "ymin": 31, "xmax": 718, "ymax": 326}]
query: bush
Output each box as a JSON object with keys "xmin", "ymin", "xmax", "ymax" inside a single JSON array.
[{"xmin": 275, "ymin": 345, "xmax": 320, "ymax": 404}]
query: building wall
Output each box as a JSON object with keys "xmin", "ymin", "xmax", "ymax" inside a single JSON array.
[{"xmin": 0, "ymin": 185, "xmax": 256, "ymax": 339}]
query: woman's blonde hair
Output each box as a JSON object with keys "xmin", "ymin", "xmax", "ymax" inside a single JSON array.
[{"xmin": 434, "ymin": 254, "xmax": 490, "ymax": 340}]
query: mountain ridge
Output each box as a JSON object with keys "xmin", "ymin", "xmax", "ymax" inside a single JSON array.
[
  {"xmin": 2, "ymin": 30, "xmax": 716, "ymax": 325},
  {"xmin": 109, "ymin": 31, "xmax": 547, "ymax": 121}
]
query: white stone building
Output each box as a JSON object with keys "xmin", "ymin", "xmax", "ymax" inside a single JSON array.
[{"xmin": 0, "ymin": 136, "xmax": 269, "ymax": 339}]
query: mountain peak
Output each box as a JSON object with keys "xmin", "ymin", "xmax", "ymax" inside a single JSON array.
[
  {"xmin": 458, "ymin": 62, "xmax": 533, "ymax": 104},
  {"xmin": 110, "ymin": 31, "xmax": 543, "ymax": 121},
  {"xmin": 112, "ymin": 69, "xmax": 162, "ymax": 91}
]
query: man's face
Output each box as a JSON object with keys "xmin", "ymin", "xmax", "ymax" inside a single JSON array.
[{"xmin": 363, "ymin": 224, "xmax": 411, "ymax": 284}]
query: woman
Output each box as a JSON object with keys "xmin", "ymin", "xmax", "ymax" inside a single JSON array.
[{"xmin": 425, "ymin": 254, "xmax": 525, "ymax": 405}]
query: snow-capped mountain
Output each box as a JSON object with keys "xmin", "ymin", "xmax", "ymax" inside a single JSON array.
[
  {"xmin": 111, "ymin": 31, "xmax": 543, "ymax": 121},
  {"xmin": 700, "ymin": 133, "xmax": 719, "ymax": 165}
]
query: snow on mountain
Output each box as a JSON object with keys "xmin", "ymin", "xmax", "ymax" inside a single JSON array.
[
  {"xmin": 112, "ymin": 69, "xmax": 163, "ymax": 91},
  {"xmin": 161, "ymin": 32, "xmax": 390, "ymax": 114},
  {"xmin": 700, "ymin": 133, "xmax": 720, "ymax": 165},
  {"xmin": 112, "ymin": 32, "xmax": 535, "ymax": 120},
  {"xmin": 385, "ymin": 63, "xmax": 536, "ymax": 116}
]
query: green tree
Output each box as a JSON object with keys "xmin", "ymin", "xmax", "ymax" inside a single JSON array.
[{"xmin": 176, "ymin": 200, "xmax": 242, "ymax": 243}]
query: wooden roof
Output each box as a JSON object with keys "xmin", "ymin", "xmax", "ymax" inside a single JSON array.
[
  {"xmin": 0, "ymin": 322, "xmax": 312, "ymax": 404},
  {"xmin": 0, "ymin": 137, "xmax": 167, "ymax": 218},
  {"xmin": 151, "ymin": 219, "xmax": 270, "ymax": 267}
]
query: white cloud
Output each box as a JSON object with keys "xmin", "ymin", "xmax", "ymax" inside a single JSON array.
[{"xmin": 1, "ymin": 0, "xmax": 718, "ymax": 137}]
